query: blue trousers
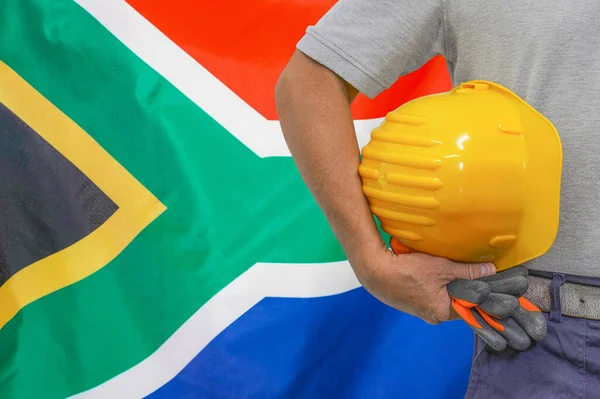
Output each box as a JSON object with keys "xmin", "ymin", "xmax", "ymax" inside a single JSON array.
[{"xmin": 465, "ymin": 272, "xmax": 600, "ymax": 398}]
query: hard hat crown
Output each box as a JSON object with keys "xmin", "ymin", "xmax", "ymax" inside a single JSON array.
[{"xmin": 360, "ymin": 81, "xmax": 562, "ymax": 271}]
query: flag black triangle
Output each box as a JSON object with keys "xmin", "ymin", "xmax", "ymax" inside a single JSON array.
[{"xmin": 0, "ymin": 102, "xmax": 118, "ymax": 286}]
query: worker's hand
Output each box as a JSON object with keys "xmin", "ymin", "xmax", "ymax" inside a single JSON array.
[
  {"xmin": 356, "ymin": 247, "xmax": 496, "ymax": 325},
  {"xmin": 387, "ymin": 238, "xmax": 548, "ymax": 351}
]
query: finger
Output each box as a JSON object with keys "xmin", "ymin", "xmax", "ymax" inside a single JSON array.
[
  {"xmin": 478, "ymin": 293, "xmax": 520, "ymax": 318},
  {"xmin": 486, "ymin": 276, "xmax": 529, "ymax": 297},
  {"xmin": 448, "ymin": 261, "xmax": 496, "ymax": 280},
  {"xmin": 512, "ymin": 298, "xmax": 547, "ymax": 341},
  {"xmin": 477, "ymin": 309, "xmax": 532, "ymax": 351},
  {"xmin": 479, "ymin": 265, "xmax": 529, "ymax": 282},
  {"xmin": 447, "ymin": 279, "xmax": 490, "ymax": 305},
  {"xmin": 500, "ymin": 318, "xmax": 532, "ymax": 351},
  {"xmin": 453, "ymin": 301, "xmax": 508, "ymax": 351},
  {"xmin": 470, "ymin": 310, "xmax": 508, "ymax": 352},
  {"xmin": 451, "ymin": 299, "xmax": 482, "ymax": 328}
]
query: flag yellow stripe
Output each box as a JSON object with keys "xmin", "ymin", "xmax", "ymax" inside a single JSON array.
[{"xmin": 0, "ymin": 61, "xmax": 166, "ymax": 329}]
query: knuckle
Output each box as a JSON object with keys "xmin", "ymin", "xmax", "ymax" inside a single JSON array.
[
  {"xmin": 429, "ymin": 309, "xmax": 447, "ymax": 325},
  {"xmin": 466, "ymin": 264, "xmax": 476, "ymax": 280},
  {"xmin": 422, "ymin": 315, "xmax": 439, "ymax": 325}
]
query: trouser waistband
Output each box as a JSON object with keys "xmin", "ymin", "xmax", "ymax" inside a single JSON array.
[{"xmin": 525, "ymin": 270, "xmax": 600, "ymax": 321}]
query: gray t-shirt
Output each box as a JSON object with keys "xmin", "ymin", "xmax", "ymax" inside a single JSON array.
[{"xmin": 296, "ymin": 0, "xmax": 600, "ymax": 277}]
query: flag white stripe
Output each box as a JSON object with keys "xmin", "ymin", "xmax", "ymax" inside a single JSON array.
[
  {"xmin": 75, "ymin": 0, "xmax": 382, "ymax": 158},
  {"xmin": 69, "ymin": 261, "xmax": 360, "ymax": 399},
  {"xmin": 71, "ymin": 1, "xmax": 373, "ymax": 396}
]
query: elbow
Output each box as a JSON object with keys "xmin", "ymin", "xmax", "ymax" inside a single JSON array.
[
  {"xmin": 274, "ymin": 62, "xmax": 298, "ymax": 116},
  {"xmin": 274, "ymin": 68, "xmax": 288, "ymax": 112},
  {"xmin": 276, "ymin": 51, "xmax": 358, "ymax": 108},
  {"xmin": 275, "ymin": 50, "xmax": 319, "ymax": 113}
]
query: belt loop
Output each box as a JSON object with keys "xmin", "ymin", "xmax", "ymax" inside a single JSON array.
[{"xmin": 549, "ymin": 273, "xmax": 566, "ymax": 323}]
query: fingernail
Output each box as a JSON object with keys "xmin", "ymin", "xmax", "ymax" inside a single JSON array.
[{"xmin": 481, "ymin": 263, "xmax": 496, "ymax": 276}]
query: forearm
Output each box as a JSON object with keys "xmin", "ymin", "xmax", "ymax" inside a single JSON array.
[{"xmin": 275, "ymin": 51, "xmax": 385, "ymax": 274}]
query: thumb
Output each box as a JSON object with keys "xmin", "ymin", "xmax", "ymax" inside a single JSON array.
[{"xmin": 448, "ymin": 261, "xmax": 496, "ymax": 281}]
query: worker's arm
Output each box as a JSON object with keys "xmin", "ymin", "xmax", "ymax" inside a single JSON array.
[
  {"xmin": 275, "ymin": 50, "xmax": 383, "ymax": 280},
  {"xmin": 275, "ymin": 51, "xmax": 496, "ymax": 324}
]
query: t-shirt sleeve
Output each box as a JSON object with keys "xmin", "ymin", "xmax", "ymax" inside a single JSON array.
[{"xmin": 296, "ymin": 0, "xmax": 446, "ymax": 98}]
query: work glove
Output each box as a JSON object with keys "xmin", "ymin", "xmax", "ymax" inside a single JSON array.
[
  {"xmin": 448, "ymin": 267, "xmax": 547, "ymax": 351},
  {"xmin": 390, "ymin": 237, "xmax": 547, "ymax": 352}
]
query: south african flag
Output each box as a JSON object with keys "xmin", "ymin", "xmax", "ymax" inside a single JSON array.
[{"xmin": 0, "ymin": 1, "xmax": 474, "ymax": 398}]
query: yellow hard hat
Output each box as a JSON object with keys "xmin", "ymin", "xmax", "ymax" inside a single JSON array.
[{"xmin": 359, "ymin": 80, "xmax": 562, "ymax": 271}]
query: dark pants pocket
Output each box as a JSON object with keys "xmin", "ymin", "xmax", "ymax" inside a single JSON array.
[{"xmin": 464, "ymin": 313, "xmax": 587, "ymax": 399}]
